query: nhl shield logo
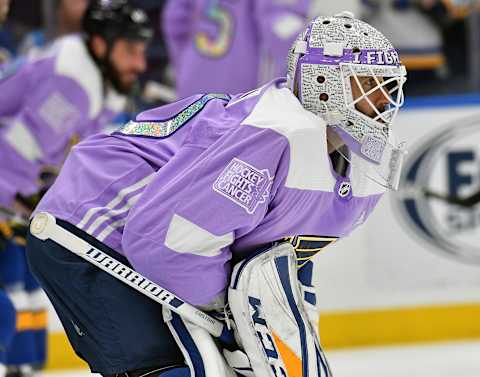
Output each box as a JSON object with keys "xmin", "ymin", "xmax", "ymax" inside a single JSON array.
[{"xmin": 338, "ymin": 181, "xmax": 351, "ymax": 198}]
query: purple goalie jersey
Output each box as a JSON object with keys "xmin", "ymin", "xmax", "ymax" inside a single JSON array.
[
  {"xmin": 163, "ymin": 0, "xmax": 309, "ymax": 98},
  {"xmin": 0, "ymin": 35, "xmax": 126, "ymax": 208},
  {"xmin": 36, "ymin": 79, "xmax": 384, "ymax": 306}
]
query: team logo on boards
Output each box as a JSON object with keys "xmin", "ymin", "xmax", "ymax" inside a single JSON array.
[
  {"xmin": 395, "ymin": 114, "xmax": 480, "ymax": 264},
  {"xmin": 213, "ymin": 158, "xmax": 273, "ymax": 214}
]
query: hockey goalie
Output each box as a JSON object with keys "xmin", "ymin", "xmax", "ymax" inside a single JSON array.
[{"xmin": 26, "ymin": 11, "xmax": 407, "ymax": 377}]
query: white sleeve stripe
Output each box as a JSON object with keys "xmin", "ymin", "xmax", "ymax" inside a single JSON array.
[
  {"xmin": 165, "ymin": 214, "xmax": 233, "ymax": 257},
  {"xmin": 77, "ymin": 173, "xmax": 155, "ymax": 229},
  {"xmin": 96, "ymin": 217, "xmax": 127, "ymax": 242},
  {"xmin": 86, "ymin": 192, "xmax": 141, "ymax": 235}
]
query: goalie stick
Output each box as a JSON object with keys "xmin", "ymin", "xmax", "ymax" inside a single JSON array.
[{"xmin": 29, "ymin": 211, "xmax": 235, "ymax": 346}]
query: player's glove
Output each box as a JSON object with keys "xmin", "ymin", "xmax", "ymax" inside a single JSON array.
[
  {"xmin": 0, "ymin": 221, "xmax": 13, "ymax": 252},
  {"xmin": 0, "ymin": 219, "xmax": 28, "ymax": 247},
  {"xmin": 10, "ymin": 193, "xmax": 39, "ymax": 247},
  {"xmin": 13, "ymin": 166, "xmax": 58, "ymax": 215}
]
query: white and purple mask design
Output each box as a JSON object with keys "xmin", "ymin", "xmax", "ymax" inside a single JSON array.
[{"xmin": 287, "ymin": 11, "xmax": 407, "ymax": 190}]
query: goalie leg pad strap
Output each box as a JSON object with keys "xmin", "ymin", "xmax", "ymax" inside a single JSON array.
[
  {"xmin": 164, "ymin": 308, "xmax": 236, "ymax": 377},
  {"xmin": 228, "ymin": 242, "xmax": 331, "ymax": 377}
]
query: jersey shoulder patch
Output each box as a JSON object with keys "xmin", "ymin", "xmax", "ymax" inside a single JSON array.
[{"xmin": 116, "ymin": 93, "xmax": 230, "ymax": 138}]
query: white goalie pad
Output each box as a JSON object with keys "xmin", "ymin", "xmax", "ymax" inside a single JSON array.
[
  {"xmin": 228, "ymin": 242, "xmax": 332, "ymax": 377},
  {"xmin": 164, "ymin": 307, "xmax": 237, "ymax": 377}
]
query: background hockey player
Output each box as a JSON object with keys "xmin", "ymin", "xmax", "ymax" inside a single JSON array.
[
  {"xmin": 0, "ymin": 0, "xmax": 8, "ymax": 25},
  {"xmin": 0, "ymin": 0, "xmax": 152, "ymax": 375},
  {"xmin": 0, "ymin": 3, "xmax": 19, "ymax": 377},
  {"xmin": 162, "ymin": 0, "xmax": 310, "ymax": 98},
  {"xmin": 26, "ymin": 12, "xmax": 407, "ymax": 377}
]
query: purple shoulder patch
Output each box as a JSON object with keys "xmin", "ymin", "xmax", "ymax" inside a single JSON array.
[{"xmin": 213, "ymin": 158, "xmax": 274, "ymax": 214}]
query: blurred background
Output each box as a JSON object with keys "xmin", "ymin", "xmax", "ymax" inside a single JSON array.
[
  {"xmin": 1, "ymin": 0, "xmax": 480, "ymax": 376},
  {"xmin": 3, "ymin": 0, "xmax": 480, "ymax": 105}
]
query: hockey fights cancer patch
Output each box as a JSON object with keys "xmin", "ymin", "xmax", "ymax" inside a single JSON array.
[{"xmin": 213, "ymin": 158, "xmax": 274, "ymax": 214}]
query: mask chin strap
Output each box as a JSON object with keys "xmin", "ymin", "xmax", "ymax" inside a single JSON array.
[{"xmin": 333, "ymin": 137, "xmax": 407, "ymax": 190}]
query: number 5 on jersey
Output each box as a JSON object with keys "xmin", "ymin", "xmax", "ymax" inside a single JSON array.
[{"xmin": 195, "ymin": 0, "xmax": 234, "ymax": 58}]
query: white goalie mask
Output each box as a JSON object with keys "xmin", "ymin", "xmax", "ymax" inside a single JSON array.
[{"xmin": 287, "ymin": 11, "xmax": 407, "ymax": 190}]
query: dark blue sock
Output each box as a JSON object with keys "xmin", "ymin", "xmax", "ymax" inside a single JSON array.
[{"xmin": 0, "ymin": 290, "xmax": 16, "ymax": 362}]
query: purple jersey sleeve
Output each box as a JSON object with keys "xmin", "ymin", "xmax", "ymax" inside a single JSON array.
[
  {"xmin": 0, "ymin": 59, "xmax": 30, "ymax": 117},
  {"xmin": 0, "ymin": 56, "xmax": 94, "ymax": 206},
  {"xmin": 122, "ymin": 125, "xmax": 288, "ymax": 306},
  {"xmin": 13, "ymin": 74, "xmax": 90, "ymax": 165}
]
